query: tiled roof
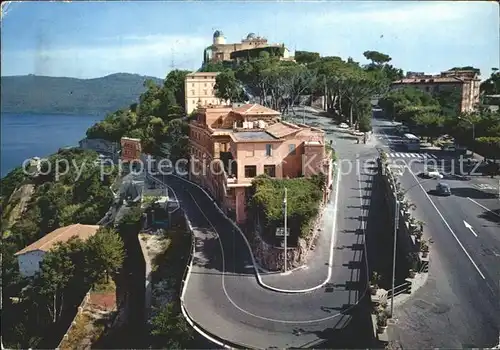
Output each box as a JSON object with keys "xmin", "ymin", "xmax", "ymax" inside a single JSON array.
[
  {"xmin": 232, "ymin": 104, "xmax": 281, "ymax": 116},
  {"xmin": 265, "ymin": 122, "xmax": 301, "ymax": 139},
  {"xmin": 15, "ymin": 224, "xmax": 101, "ymax": 256}
]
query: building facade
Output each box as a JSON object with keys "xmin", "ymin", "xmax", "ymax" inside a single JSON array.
[
  {"xmin": 391, "ymin": 70, "xmax": 481, "ymax": 112},
  {"xmin": 184, "ymin": 72, "xmax": 229, "ymax": 115},
  {"xmin": 188, "ymin": 103, "xmax": 333, "ymax": 224},
  {"xmin": 204, "ymin": 31, "xmax": 292, "ymax": 64},
  {"xmin": 15, "ymin": 224, "xmax": 100, "ymax": 277},
  {"xmin": 79, "ymin": 138, "xmax": 120, "ymax": 162}
]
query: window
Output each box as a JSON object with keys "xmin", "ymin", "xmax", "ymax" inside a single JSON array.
[
  {"xmin": 192, "ymin": 83, "xmax": 195, "ymax": 87},
  {"xmin": 264, "ymin": 165, "xmax": 276, "ymax": 177},
  {"xmin": 244, "ymin": 165, "xmax": 257, "ymax": 178},
  {"xmin": 191, "ymin": 90, "xmax": 195, "ymax": 95},
  {"xmin": 204, "ymin": 76, "xmax": 208, "ymax": 79},
  {"xmin": 204, "ymin": 83, "xmax": 207, "ymax": 87},
  {"xmin": 288, "ymin": 144, "xmax": 296, "ymax": 155},
  {"xmin": 265, "ymin": 144, "xmax": 272, "ymax": 156},
  {"xmin": 204, "ymin": 89, "xmax": 208, "ymax": 95}
]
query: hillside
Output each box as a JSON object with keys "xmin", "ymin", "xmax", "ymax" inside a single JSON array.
[{"xmin": 0, "ymin": 73, "xmax": 163, "ymax": 115}]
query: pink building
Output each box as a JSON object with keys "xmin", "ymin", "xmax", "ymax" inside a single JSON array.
[{"xmin": 189, "ymin": 103, "xmax": 334, "ymax": 224}]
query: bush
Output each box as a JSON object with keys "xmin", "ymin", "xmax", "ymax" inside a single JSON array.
[{"xmin": 248, "ymin": 175, "xmax": 325, "ymax": 241}]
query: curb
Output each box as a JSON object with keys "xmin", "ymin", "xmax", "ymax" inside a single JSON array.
[
  {"xmin": 169, "ymin": 168, "xmax": 341, "ymax": 294},
  {"xmin": 179, "ymin": 215, "xmax": 240, "ymax": 349}
]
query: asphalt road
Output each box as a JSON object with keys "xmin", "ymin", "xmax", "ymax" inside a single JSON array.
[
  {"xmin": 372, "ymin": 116, "xmax": 500, "ymax": 349},
  {"xmin": 159, "ymin": 112, "xmax": 382, "ymax": 348}
]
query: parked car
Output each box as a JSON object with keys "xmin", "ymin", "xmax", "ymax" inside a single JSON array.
[
  {"xmin": 441, "ymin": 144, "xmax": 456, "ymax": 151},
  {"xmin": 339, "ymin": 122, "xmax": 349, "ymax": 129},
  {"xmin": 423, "ymin": 167, "xmax": 444, "ymax": 179},
  {"xmin": 388, "ymin": 164, "xmax": 404, "ymax": 176},
  {"xmin": 436, "ymin": 182, "xmax": 451, "ymax": 196}
]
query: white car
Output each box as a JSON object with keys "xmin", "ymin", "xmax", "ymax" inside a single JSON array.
[
  {"xmin": 424, "ymin": 168, "xmax": 444, "ymax": 179},
  {"xmin": 389, "ymin": 164, "xmax": 404, "ymax": 176},
  {"xmin": 339, "ymin": 122, "xmax": 349, "ymax": 129}
]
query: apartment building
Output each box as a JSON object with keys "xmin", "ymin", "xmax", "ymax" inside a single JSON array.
[
  {"xmin": 391, "ymin": 69, "xmax": 481, "ymax": 112},
  {"xmin": 189, "ymin": 103, "xmax": 333, "ymax": 224},
  {"xmin": 184, "ymin": 72, "xmax": 229, "ymax": 115}
]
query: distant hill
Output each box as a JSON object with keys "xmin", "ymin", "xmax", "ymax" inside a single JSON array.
[{"xmin": 0, "ymin": 73, "xmax": 163, "ymax": 115}]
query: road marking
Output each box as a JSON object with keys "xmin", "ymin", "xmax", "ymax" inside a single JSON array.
[
  {"xmin": 472, "ymin": 183, "xmax": 495, "ymax": 191},
  {"xmin": 467, "ymin": 197, "xmax": 500, "ymax": 218},
  {"xmin": 182, "ymin": 180, "xmax": 353, "ymax": 323},
  {"xmin": 405, "ymin": 163, "xmax": 486, "ymax": 280},
  {"xmin": 463, "ymin": 220, "xmax": 478, "ymax": 237}
]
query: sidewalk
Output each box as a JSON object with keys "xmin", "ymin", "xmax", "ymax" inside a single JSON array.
[{"xmin": 257, "ymin": 192, "xmax": 337, "ymax": 291}]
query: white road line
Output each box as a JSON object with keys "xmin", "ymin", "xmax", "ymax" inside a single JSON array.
[
  {"xmin": 390, "ymin": 153, "xmax": 396, "ymax": 158},
  {"xmin": 405, "ymin": 162, "xmax": 486, "ymax": 280},
  {"xmin": 395, "ymin": 153, "xmax": 402, "ymax": 157},
  {"xmin": 430, "ymin": 154, "xmax": 437, "ymax": 159},
  {"xmin": 415, "ymin": 154, "xmax": 423, "ymax": 159},
  {"xmin": 467, "ymin": 197, "xmax": 500, "ymax": 218}
]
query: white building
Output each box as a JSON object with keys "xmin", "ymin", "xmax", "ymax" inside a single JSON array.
[{"xmin": 14, "ymin": 224, "xmax": 100, "ymax": 277}]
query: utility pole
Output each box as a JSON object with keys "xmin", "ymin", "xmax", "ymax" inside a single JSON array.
[
  {"xmin": 391, "ymin": 191, "xmax": 399, "ymax": 317},
  {"xmin": 283, "ymin": 187, "xmax": 288, "ymax": 273}
]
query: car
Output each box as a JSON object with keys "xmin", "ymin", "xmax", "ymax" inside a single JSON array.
[
  {"xmin": 339, "ymin": 122, "xmax": 349, "ymax": 129},
  {"xmin": 388, "ymin": 164, "xmax": 404, "ymax": 176},
  {"xmin": 436, "ymin": 182, "xmax": 451, "ymax": 196},
  {"xmin": 441, "ymin": 144, "xmax": 456, "ymax": 151},
  {"xmin": 423, "ymin": 167, "xmax": 444, "ymax": 179}
]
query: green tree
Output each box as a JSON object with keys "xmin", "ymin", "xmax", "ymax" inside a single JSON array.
[
  {"xmin": 358, "ymin": 113, "xmax": 372, "ymax": 132},
  {"xmin": 214, "ymin": 69, "xmax": 243, "ymax": 102},
  {"xmin": 86, "ymin": 227, "xmax": 124, "ymax": 283},
  {"xmin": 37, "ymin": 238, "xmax": 83, "ymax": 323},
  {"xmin": 150, "ymin": 303, "xmax": 194, "ymax": 348},
  {"xmin": 363, "ymin": 50, "xmax": 392, "ymax": 66},
  {"xmin": 294, "ymin": 51, "xmax": 321, "ymax": 64}
]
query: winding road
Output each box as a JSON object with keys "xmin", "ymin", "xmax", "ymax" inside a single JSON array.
[{"xmin": 159, "ymin": 114, "xmax": 381, "ymax": 348}]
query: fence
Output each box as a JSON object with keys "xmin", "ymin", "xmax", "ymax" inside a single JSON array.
[{"xmin": 56, "ymin": 289, "xmax": 92, "ymax": 349}]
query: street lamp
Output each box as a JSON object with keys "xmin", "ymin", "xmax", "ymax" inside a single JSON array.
[{"xmin": 383, "ymin": 159, "xmax": 437, "ymax": 317}]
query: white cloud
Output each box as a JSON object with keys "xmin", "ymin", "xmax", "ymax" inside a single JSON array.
[
  {"xmin": 4, "ymin": 34, "xmax": 207, "ymax": 77},
  {"xmin": 35, "ymin": 34, "xmax": 206, "ymax": 61},
  {"xmin": 314, "ymin": 2, "xmax": 471, "ymax": 25}
]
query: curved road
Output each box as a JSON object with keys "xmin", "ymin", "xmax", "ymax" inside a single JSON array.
[{"xmin": 164, "ymin": 130, "xmax": 379, "ymax": 348}]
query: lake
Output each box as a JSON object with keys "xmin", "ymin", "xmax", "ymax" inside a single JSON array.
[{"xmin": 1, "ymin": 113, "xmax": 103, "ymax": 178}]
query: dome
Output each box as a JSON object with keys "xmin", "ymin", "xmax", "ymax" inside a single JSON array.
[
  {"xmin": 246, "ymin": 32, "xmax": 256, "ymax": 40},
  {"xmin": 213, "ymin": 30, "xmax": 224, "ymax": 38}
]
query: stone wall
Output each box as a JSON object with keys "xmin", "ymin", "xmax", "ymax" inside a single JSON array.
[{"xmin": 249, "ymin": 200, "xmax": 327, "ymax": 271}]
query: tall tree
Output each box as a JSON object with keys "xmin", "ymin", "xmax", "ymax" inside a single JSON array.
[
  {"xmin": 214, "ymin": 69, "xmax": 243, "ymax": 102},
  {"xmin": 86, "ymin": 227, "xmax": 124, "ymax": 283}
]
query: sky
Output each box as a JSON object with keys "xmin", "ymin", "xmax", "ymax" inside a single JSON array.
[{"xmin": 1, "ymin": 1, "xmax": 498, "ymax": 80}]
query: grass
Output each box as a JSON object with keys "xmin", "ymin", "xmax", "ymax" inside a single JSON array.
[{"xmin": 93, "ymin": 278, "xmax": 116, "ymax": 293}]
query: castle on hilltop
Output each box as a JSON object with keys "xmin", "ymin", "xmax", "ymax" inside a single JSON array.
[{"xmin": 203, "ymin": 30, "xmax": 293, "ymax": 64}]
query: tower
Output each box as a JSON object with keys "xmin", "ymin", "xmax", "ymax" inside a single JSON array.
[{"xmin": 213, "ymin": 30, "xmax": 225, "ymax": 45}]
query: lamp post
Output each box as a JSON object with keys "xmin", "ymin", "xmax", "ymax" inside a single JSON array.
[
  {"xmin": 391, "ymin": 190, "xmax": 399, "ymax": 317},
  {"xmin": 283, "ymin": 187, "xmax": 288, "ymax": 273}
]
